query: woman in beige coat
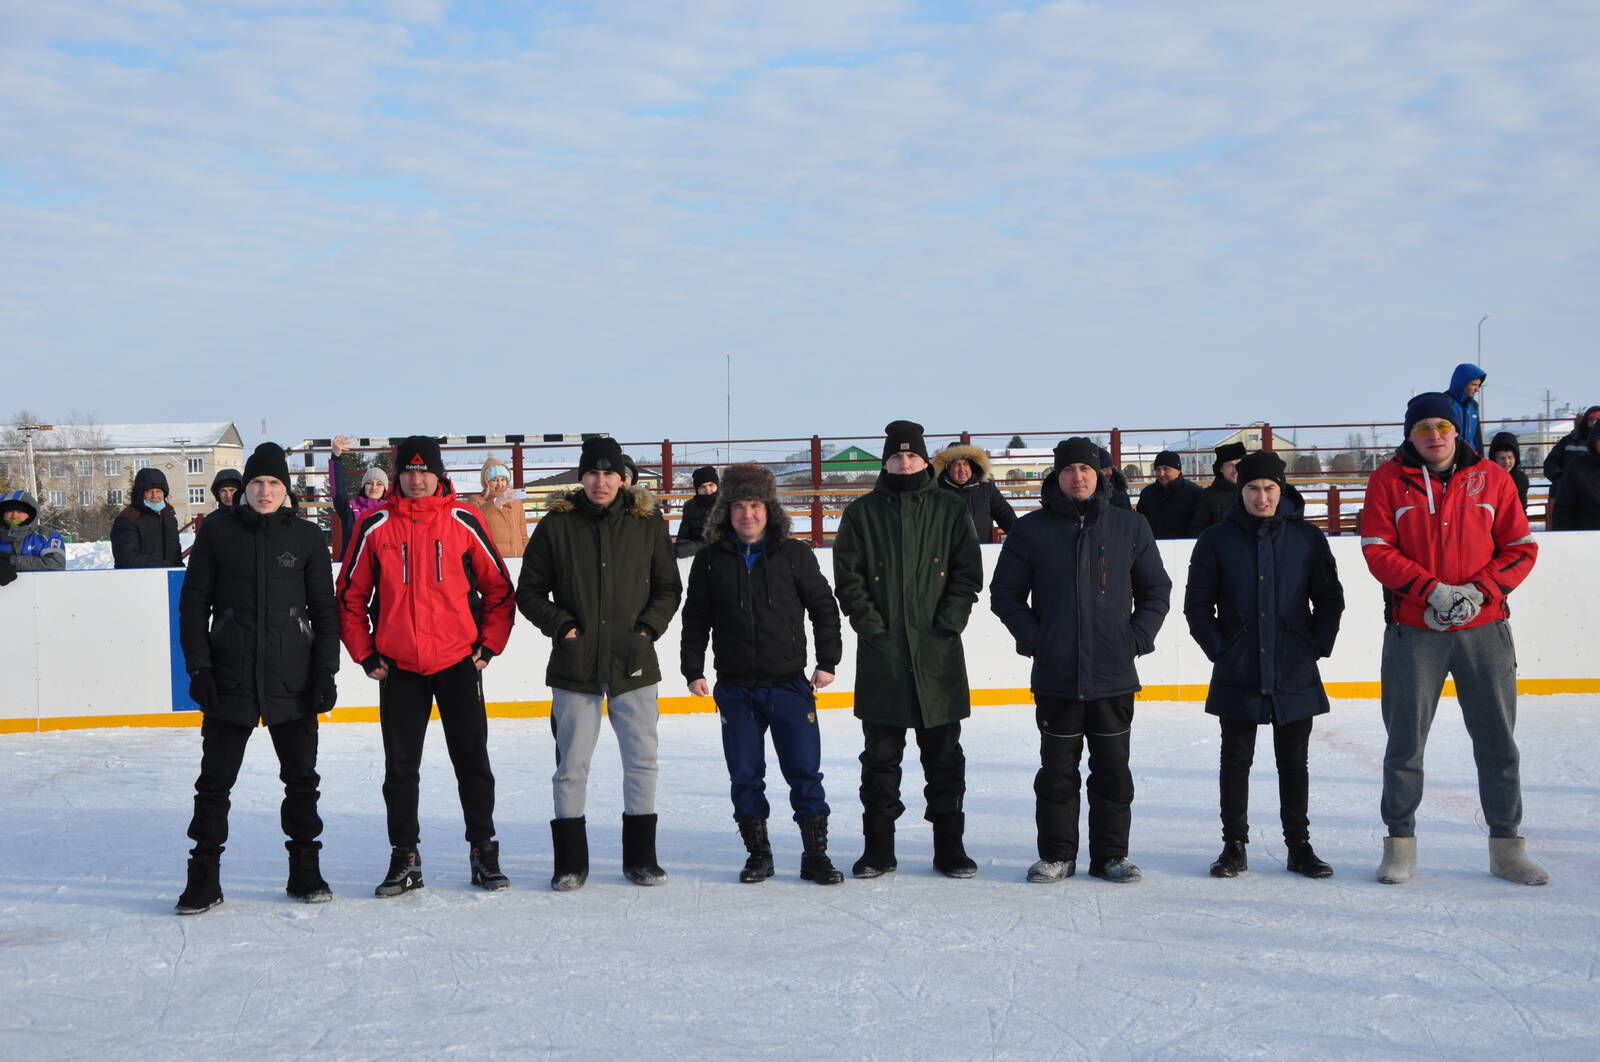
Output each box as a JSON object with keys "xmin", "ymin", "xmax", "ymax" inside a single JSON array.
[{"xmin": 469, "ymin": 455, "xmax": 529, "ymax": 559}]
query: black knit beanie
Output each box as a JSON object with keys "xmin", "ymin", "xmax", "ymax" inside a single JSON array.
[
  {"xmin": 1234, "ymin": 450, "xmax": 1287, "ymax": 489},
  {"xmin": 242, "ymin": 443, "xmax": 291, "ymax": 487},
  {"xmin": 1403, "ymin": 393, "xmax": 1458, "ymax": 436},
  {"xmin": 692, "ymin": 465, "xmax": 719, "ymax": 488},
  {"xmin": 1214, "ymin": 442, "xmax": 1247, "ymax": 464},
  {"xmin": 579, "ymin": 436, "xmax": 625, "ymax": 475},
  {"xmin": 882, "ymin": 420, "xmax": 930, "ymax": 462},
  {"xmin": 1154, "ymin": 450, "xmax": 1182, "ymax": 471},
  {"xmin": 1052, "ymin": 437, "xmax": 1102, "ymax": 474},
  {"xmin": 393, "ymin": 435, "xmax": 447, "ymax": 480}
]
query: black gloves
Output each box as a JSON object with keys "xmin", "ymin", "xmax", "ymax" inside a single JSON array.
[
  {"xmin": 361, "ymin": 653, "xmax": 393, "ymax": 678},
  {"xmin": 314, "ymin": 670, "xmax": 338, "ymax": 713},
  {"xmin": 0, "ymin": 553, "xmax": 16, "ymax": 587},
  {"xmin": 475, "ymin": 645, "xmax": 496, "ymax": 664},
  {"xmin": 188, "ymin": 669, "xmax": 218, "ymax": 711}
]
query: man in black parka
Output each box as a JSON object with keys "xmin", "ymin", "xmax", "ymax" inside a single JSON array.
[
  {"xmin": 990, "ymin": 437, "xmax": 1171, "ymax": 884},
  {"xmin": 174, "ymin": 443, "xmax": 340, "ymax": 914},
  {"xmin": 1136, "ymin": 450, "xmax": 1203, "ymax": 539},
  {"xmin": 674, "ymin": 465, "xmax": 720, "ymax": 557},
  {"xmin": 1188, "ymin": 442, "xmax": 1246, "ymax": 535}
]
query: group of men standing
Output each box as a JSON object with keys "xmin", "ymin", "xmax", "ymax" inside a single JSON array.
[{"xmin": 169, "ymin": 395, "xmax": 1553, "ymax": 914}]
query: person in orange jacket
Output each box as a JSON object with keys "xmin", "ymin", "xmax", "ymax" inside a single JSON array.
[{"xmin": 337, "ymin": 435, "xmax": 517, "ymax": 897}]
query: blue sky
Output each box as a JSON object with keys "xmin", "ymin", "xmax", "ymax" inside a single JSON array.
[{"xmin": 4, "ymin": 0, "xmax": 1598, "ymax": 450}]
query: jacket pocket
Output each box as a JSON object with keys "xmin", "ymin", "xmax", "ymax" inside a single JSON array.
[{"xmin": 210, "ymin": 609, "xmax": 246, "ymax": 691}]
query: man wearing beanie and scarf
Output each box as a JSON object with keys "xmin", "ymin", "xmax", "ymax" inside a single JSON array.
[
  {"xmin": 833, "ymin": 420, "xmax": 984, "ymax": 878},
  {"xmin": 680, "ymin": 463, "xmax": 845, "ymax": 885},
  {"xmin": 991, "ymin": 437, "xmax": 1171, "ymax": 883},
  {"xmin": 1136, "ymin": 450, "xmax": 1203, "ymax": 539},
  {"xmin": 1361, "ymin": 393, "xmax": 1546, "ymax": 886},
  {"xmin": 1184, "ymin": 450, "xmax": 1344, "ymax": 880},
  {"xmin": 174, "ymin": 443, "xmax": 340, "ymax": 914},
  {"xmin": 674, "ymin": 465, "xmax": 721, "ymax": 558},
  {"xmin": 1189, "ymin": 441, "xmax": 1247, "ymax": 535},
  {"xmin": 337, "ymin": 435, "xmax": 518, "ymax": 897},
  {"xmin": 517, "ymin": 435, "xmax": 682, "ymax": 890}
]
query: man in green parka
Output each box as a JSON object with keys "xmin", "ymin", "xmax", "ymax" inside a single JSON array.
[
  {"xmin": 833, "ymin": 420, "xmax": 985, "ymax": 879},
  {"xmin": 517, "ymin": 435, "xmax": 683, "ymax": 891}
]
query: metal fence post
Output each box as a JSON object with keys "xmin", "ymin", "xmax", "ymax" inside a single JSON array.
[
  {"xmin": 810, "ymin": 435, "xmax": 824, "ymax": 547},
  {"xmin": 661, "ymin": 440, "xmax": 674, "ymax": 512},
  {"xmin": 1328, "ymin": 485, "xmax": 1341, "ymax": 535},
  {"xmin": 1110, "ymin": 428, "xmax": 1121, "ymax": 468},
  {"xmin": 1263, "ymin": 423, "xmax": 1274, "ymax": 451}
]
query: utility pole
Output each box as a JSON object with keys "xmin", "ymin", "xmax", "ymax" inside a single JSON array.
[
  {"xmin": 725, "ymin": 352, "xmax": 732, "ymax": 464},
  {"xmin": 173, "ymin": 437, "xmax": 191, "ymax": 521},
  {"xmin": 18, "ymin": 422, "xmax": 49, "ymax": 503}
]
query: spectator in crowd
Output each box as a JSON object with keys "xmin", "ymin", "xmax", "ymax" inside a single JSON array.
[
  {"xmin": 674, "ymin": 465, "xmax": 721, "ymax": 558},
  {"xmin": 111, "ymin": 467, "xmax": 182, "ymax": 569},
  {"xmin": 990, "ymin": 437, "xmax": 1171, "ymax": 885},
  {"xmin": 680, "ymin": 463, "xmax": 845, "ymax": 885},
  {"xmin": 933, "ymin": 443, "xmax": 1017, "ymax": 542},
  {"xmin": 468, "ymin": 455, "xmax": 528, "ymax": 560},
  {"xmin": 206, "ymin": 469, "xmax": 242, "ymax": 521},
  {"xmin": 174, "ymin": 443, "xmax": 340, "ymax": 914},
  {"xmin": 1447, "ymin": 363, "xmax": 1487, "ymax": 454},
  {"xmin": 0, "ymin": 490, "xmax": 67, "ymax": 583},
  {"xmin": 1097, "ymin": 447, "xmax": 1132, "ymax": 510},
  {"xmin": 833, "ymin": 420, "xmax": 984, "ymax": 879},
  {"xmin": 328, "ymin": 435, "xmax": 389, "ymax": 551},
  {"xmin": 1542, "ymin": 405, "xmax": 1600, "ymax": 484},
  {"xmin": 1136, "ymin": 450, "xmax": 1203, "ymax": 539},
  {"xmin": 620, "ymin": 453, "xmax": 667, "ymax": 520},
  {"xmin": 1189, "ymin": 442, "xmax": 1246, "ymax": 535},
  {"xmin": 1183, "ymin": 450, "xmax": 1344, "ymax": 880},
  {"xmin": 1361, "ymin": 393, "xmax": 1547, "ymax": 886},
  {"xmin": 517, "ymin": 436, "xmax": 682, "ymax": 891},
  {"xmin": 1549, "ymin": 425, "xmax": 1600, "ymax": 531},
  {"xmin": 337, "ymin": 436, "xmax": 517, "ymax": 897},
  {"xmin": 1488, "ymin": 433, "xmax": 1530, "ymax": 515}
]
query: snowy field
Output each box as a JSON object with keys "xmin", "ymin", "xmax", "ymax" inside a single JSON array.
[{"xmin": 3, "ymin": 699, "xmax": 1598, "ymax": 1061}]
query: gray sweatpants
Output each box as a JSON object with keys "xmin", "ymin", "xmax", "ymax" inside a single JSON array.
[
  {"xmin": 550, "ymin": 685, "xmax": 660, "ymax": 819},
  {"xmin": 1379, "ymin": 621, "xmax": 1523, "ymax": 838}
]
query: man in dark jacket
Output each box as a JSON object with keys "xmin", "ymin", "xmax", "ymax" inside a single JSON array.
[
  {"xmin": 990, "ymin": 437, "xmax": 1171, "ymax": 884},
  {"xmin": 207, "ymin": 468, "xmax": 242, "ymax": 521},
  {"xmin": 1543, "ymin": 405, "xmax": 1600, "ymax": 485},
  {"xmin": 174, "ymin": 443, "xmax": 340, "ymax": 914},
  {"xmin": 517, "ymin": 435, "xmax": 683, "ymax": 891},
  {"xmin": 0, "ymin": 490, "xmax": 67, "ymax": 580},
  {"xmin": 932, "ymin": 443, "xmax": 1017, "ymax": 542},
  {"xmin": 1184, "ymin": 450, "xmax": 1344, "ymax": 880},
  {"xmin": 1136, "ymin": 450, "xmax": 1203, "ymax": 538},
  {"xmin": 674, "ymin": 465, "xmax": 720, "ymax": 558},
  {"xmin": 338, "ymin": 435, "xmax": 518, "ymax": 898},
  {"xmin": 111, "ymin": 466, "xmax": 183, "ymax": 568},
  {"xmin": 1098, "ymin": 447, "xmax": 1132, "ymax": 510},
  {"xmin": 833, "ymin": 420, "xmax": 984, "ymax": 879},
  {"xmin": 1550, "ymin": 427, "xmax": 1600, "ymax": 530},
  {"xmin": 1189, "ymin": 442, "xmax": 1245, "ymax": 535},
  {"xmin": 1488, "ymin": 433, "xmax": 1530, "ymax": 514},
  {"xmin": 681, "ymin": 463, "xmax": 845, "ymax": 886}
]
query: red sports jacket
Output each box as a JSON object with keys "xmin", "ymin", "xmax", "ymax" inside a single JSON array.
[
  {"xmin": 337, "ymin": 485, "xmax": 516, "ymax": 675},
  {"xmin": 1360, "ymin": 444, "xmax": 1537, "ymax": 630}
]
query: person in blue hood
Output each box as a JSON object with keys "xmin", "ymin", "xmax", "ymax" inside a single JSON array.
[
  {"xmin": 0, "ymin": 489, "xmax": 67, "ymax": 585},
  {"xmin": 1447, "ymin": 363, "xmax": 1487, "ymax": 454}
]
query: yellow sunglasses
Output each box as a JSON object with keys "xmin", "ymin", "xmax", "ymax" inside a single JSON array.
[{"xmin": 1411, "ymin": 422, "xmax": 1457, "ymax": 437}]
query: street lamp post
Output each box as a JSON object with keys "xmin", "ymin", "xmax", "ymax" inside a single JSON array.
[{"xmin": 1477, "ymin": 314, "xmax": 1490, "ymax": 426}]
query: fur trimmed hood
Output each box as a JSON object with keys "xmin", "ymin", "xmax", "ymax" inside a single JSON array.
[
  {"xmin": 545, "ymin": 485, "xmax": 658, "ymax": 518},
  {"xmin": 705, "ymin": 462, "xmax": 791, "ymax": 543},
  {"xmin": 933, "ymin": 444, "xmax": 991, "ymax": 484}
]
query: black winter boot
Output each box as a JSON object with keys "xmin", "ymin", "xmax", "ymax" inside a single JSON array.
[
  {"xmin": 1287, "ymin": 841, "xmax": 1334, "ymax": 879},
  {"xmin": 852, "ymin": 813, "xmax": 897, "ymax": 879},
  {"xmin": 374, "ymin": 846, "xmax": 424, "ymax": 897},
  {"xmin": 550, "ymin": 817, "xmax": 589, "ymax": 892},
  {"xmin": 1088, "ymin": 857, "xmax": 1143, "ymax": 883},
  {"xmin": 621, "ymin": 813, "xmax": 667, "ymax": 886},
  {"xmin": 1210, "ymin": 840, "xmax": 1248, "ymax": 879},
  {"xmin": 737, "ymin": 819, "xmax": 775, "ymax": 883},
  {"xmin": 798, "ymin": 815, "xmax": 844, "ymax": 885},
  {"xmin": 932, "ymin": 813, "xmax": 978, "ymax": 879},
  {"xmin": 470, "ymin": 839, "xmax": 510, "ymax": 891},
  {"xmin": 175, "ymin": 851, "xmax": 223, "ymax": 915},
  {"xmin": 286, "ymin": 842, "xmax": 332, "ymax": 903}
]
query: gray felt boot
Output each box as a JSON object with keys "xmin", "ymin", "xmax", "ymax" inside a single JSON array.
[
  {"xmin": 1488, "ymin": 837, "xmax": 1549, "ymax": 886},
  {"xmin": 1376, "ymin": 836, "xmax": 1416, "ymax": 885}
]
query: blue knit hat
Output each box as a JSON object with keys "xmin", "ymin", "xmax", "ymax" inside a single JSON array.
[{"xmin": 1404, "ymin": 392, "xmax": 1458, "ymax": 435}]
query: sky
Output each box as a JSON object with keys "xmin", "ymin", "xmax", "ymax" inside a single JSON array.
[{"xmin": 4, "ymin": 0, "xmax": 1598, "ymax": 451}]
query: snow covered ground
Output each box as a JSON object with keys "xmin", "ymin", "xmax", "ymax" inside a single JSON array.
[{"xmin": 4, "ymin": 699, "xmax": 1597, "ymax": 1061}]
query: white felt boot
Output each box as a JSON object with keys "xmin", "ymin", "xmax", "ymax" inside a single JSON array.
[
  {"xmin": 1488, "ymin": 837, "xmax": 1549, "ymax": 886},
  {"xmin": 1376, "ymin": 836, "xmax": 1416, "ymax": 884}
]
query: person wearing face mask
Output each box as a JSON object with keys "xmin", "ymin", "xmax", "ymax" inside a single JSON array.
[
  {"xmin": 111, "ymin": 467, "xmax": 183, "ymax": 568},
  {"xmin": 1361, "ymin": 393, "xmax": 1545, "ymax": 886},
  {"xmin": 328, "ymin": 435, "xmax": 389, "ymax": 552},
  {"xmin": 1541, "ymin": 405, "xmax": 1600, "ymax": 485},
  {"xmin": 1549, "ymin": 421, "xmax": 1600, "ymax": 531},
  {"xmin": 832, "ymin": 420, "xmax": 984, "ymax": 879},
  {"xmin": 1189, "ymin": 442, "xmax": 1247, "ymax": 536},
  {"xmin": 173, "ymin": 443, "xmax": 340, "ymax": 915},
  {"xmin": 0, "ymin": 490, "xmax": 67, "ymax": 585},
  {"xmin": 468, "ymin": 454, "xmax": 528, "ymax": 559},
  {"xmin": 1184, "ymin": 450, "xmax": 1344, "ymax": 881},
  {"xmin": 990, "ymin": 437, "xmax": 1171, "ymax": 885},
  {"xmin": 674, "ymin": 465, "xmax": 721, "ymax": 558},
  {"xmin": 206, "ymin": 468, "xmax": 243, "ymax": 522}
]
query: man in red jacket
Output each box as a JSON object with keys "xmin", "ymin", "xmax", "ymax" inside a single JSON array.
[
  {"xmin": 338, "ymin": 435, "xmax": 517, "ymax": 896},
  {"xmin": 1360, "ymin": 393, "xmax": 1547, "ymax": 886}
]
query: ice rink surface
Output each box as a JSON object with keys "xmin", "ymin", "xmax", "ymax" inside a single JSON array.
[{"xmin": 3, "ymin": 698, "xmax": 1597, "ymax": 1061}]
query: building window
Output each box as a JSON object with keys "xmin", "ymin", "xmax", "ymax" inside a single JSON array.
[
  {"xmin": 78, "ymin": 489, "xmax": 93, "ymax": 506},
  {"xmin": 49, "ymin": 460, "xmax": 67, "ymax": 478},
  {"xmin": 105, "ymin": 458, "xmax": 123, "ymax": 476},
  {"xmin": 48, "ymin": 490, "xmax": 68, "ymax": 507},
  {"xmin": 188, "ymin": 457, "xmax": 204, "ymax": 475},
  {"xmin": 134, "ymin": 459, "xmax": 152, "ymax": 471},
  {"xmin": 189, "ymin": 487, "xmax": 207, "ymax": 506},
  {"xmin": 108, "ymin": 489, "xmax": 124, "ymax": 506},
  {"xmin": 78, "ymin": 459, "xmax": 94, "ymax": 477}
]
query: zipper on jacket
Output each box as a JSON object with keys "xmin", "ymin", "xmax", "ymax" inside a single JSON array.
[
  {"xmin": 401, "ymin": 541, "xmax": 410, "ymax": 584},
  {"xmin": 435, "ymin": 540, "xmax": 444, "ymax": 583},
  {"xmin": 1099, "ymin": 545, "xmax": 1108, "ymax": 595}
]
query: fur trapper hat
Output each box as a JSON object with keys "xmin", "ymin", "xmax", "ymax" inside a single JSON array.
[{"xmin": 706, "ymin": 462, "xmax": 790, "ymax": 542}]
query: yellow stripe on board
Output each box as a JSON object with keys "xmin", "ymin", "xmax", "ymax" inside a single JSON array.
[{"xmin": 5, "ymin": 678, "xmax": 1599, "ymax": 733}]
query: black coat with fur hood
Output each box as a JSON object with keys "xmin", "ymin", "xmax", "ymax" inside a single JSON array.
[
  {"xmin": 679, "ymin": 465, "xmax": 842, "ymax": 686},
  {"xmin": 517, "ymin": 485, "xmax": 682, "ymax": 695},
  {"xmin": 932, "ymin": 444, "xmax": 1017, "ymax": 541}
]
